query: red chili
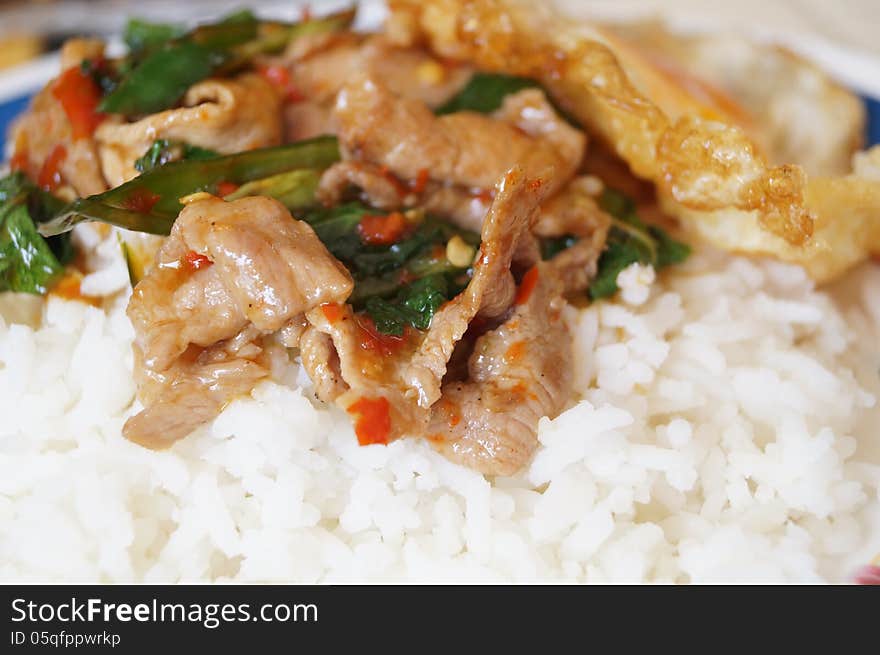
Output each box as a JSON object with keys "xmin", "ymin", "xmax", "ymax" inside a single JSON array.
[
  {"xmin": 216, "ymin": 181, "xmax": 239, "ymax": 196},
  {"xmin": 347, "ymin": 396, "xmax": 391, "ymax": 446},
  {"xmin": 38, "ymin": 144, "xmax": 67, "ymax": 191},
  {"xmin": 357, "ymin": 211, "xmax": 408, "ymax": 246},
  {"xmin": 122, "ymin": 188, "xmax": 161, "ymax": 213},
  {"xmin": 378, "ymin": 166, "xmax": 409, "ymax": 198},
  {"xmin": 182, "ymin": 250, "xmax": 213, "ymax": 272},
  {"xmin": 514, "ymin": 266, "xmax": 539, "ymax": 306},
  {"xmin": 51, "ymin": 66, "xmax": 105, "ymax": 140},
  {"xmin": 411, "ymin": 168, "xmax": 429, "ymax": 194},
  {"xmin": 320, "ymin": 302, "xmax": 344, "ymax": 323},
  {"xmin": 355, "ymin": 314, "xmax": 408, "ymax": 357},
  {"xmin": 472, "ymin": 187, "xmax": 494, "ymax": 203},
  {"xmin": 10, "ymin": 148, "xmax": 29, "ymax": 173},
  {"xmin": 258, "ymin": 64, "xmax": 305, "ymax": 103}
]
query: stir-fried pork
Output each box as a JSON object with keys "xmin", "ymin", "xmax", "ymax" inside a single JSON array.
[
  {"xmin": 281, "ymin": 33, "xmax": 472, "ymax": 141},
  {"xmin": 533, "ymin": 177, "xmax": 612, "ymax": 239},
  {"xmin": 5, "ymin": 9, "xmax": 629, "ymax": 478},
  {"xmin": 333, "ymin": 76, "xmax": 584, "ymax": 194},
  {"xmin": 303, "ymin": 169, "xmax": 572, "ymax": 458},
  {"xmin": 318, "ymin": 77, "xmax": 586, "ymax": 231},
  {"xmin": 9, "ymin": 39, "xmax": 108, "ymax": 196},
  {"xmin": 96, "ymin": 74, "xmax": 282, "ymax": 187},
  {"xmin": 124, "ymin": 196, "xmax": 352, "ymax": 447},
  {"xmin": 428, "ymin": 261, "xmax": 573, "ymax": 475}
]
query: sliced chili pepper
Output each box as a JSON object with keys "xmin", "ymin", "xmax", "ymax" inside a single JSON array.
[
  {"xmin": 320, "ymin": 302, "xmax": 344, "ymax": 323},
  {"xmin": 355, "ymin": 314, "xmax": 408, "ymax": 357},
  {"xmin": 378, "ymin": 166, "xmax": 409, "ymax": 198},
  {"xmin": 121, "ymin": 188, "xmax": 161, "ymax": 213},
  {"xmin": 347, "ymin": 396, "xmax": 391, "ymax": 446},
  {"xmin": 37, "ymin": 145, "xmax": 67, "ymax": 191},
  {"xmin": 10, "ymin": 149, "xmax": 29, "ymax": 173},
  {"xmin": 514, "ymin": 265, "xmax": 539, "ymax": 306},
  {"xmin": 357, "ymin": 211, "xmax": 408, "ymax": 246},
  {"xmin": 411, "ymin": 168, "xmax": 429, "ymax": 194},
  {"xmin": 182, "ymin": 250, "xmax": 213, "ymax": 272},
  {"xmin": 258, "ymin": 64, "xmax": 305, "ymax": 103},
  {"xmin": 216, "ymin": 181, "xmax": 240, "ymax": 196},
  {"xmin": 52, "ymin": 66, "xmax": 105, "ymax": 139},
  {"xmin": 471, "ymin": 187, "xmax": 494, "ymax": 203}
]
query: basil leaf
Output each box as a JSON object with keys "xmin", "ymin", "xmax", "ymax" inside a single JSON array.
[
  {"xmin": 588, "ymin": 188, "xmax": 690, "ymax": 300},
  {"xmin": 123, "ymin": 19, "xmax": 185, "ymax": 54},
  {"xmin": 364, "ymin": 274, "xmax": 449, "ymax": 336},
  {"xmin": 301, "ymin": 202, "xmax": 476, "ymax": 334},
  {"xmin": 41, "ymin": 136, "xmax": 341, "ymax": 237},
  {"xmin": 436, "ymin": 73, "xmax": 538, "ymax": 115},
  {"xmin": 134, "ymin": 139, "xmax": 219, "ymax": 174},
  {"xmin": 0, "ymin": 202, "xmax": 65, "ymax": 295},
  {"xmin": 99, "ymin": 41, "xmax": 223, "ymax": 116}
]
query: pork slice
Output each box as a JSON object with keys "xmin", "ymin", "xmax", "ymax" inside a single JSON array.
[
  {"xmin": 124, "ymin": 195, "xmax": 352, "ymax": 447},
  {"xmin": 302, "ymin": 167, "xmax": 549, "ymax": 443},
  {"xmin": 333, "ymin": 75, "xmax": 585, "ymax": 194},
  {"xmin": 282, "ymin": 33, "xmax": 472, "ymax": 141},
  {"xmin": 402, "ymin": 168, "xmax": 549, "ymax": 407},
  {"xmin": 125, "ymin": 327, "xmax": 270, "ymax": 449},
  {"xmin": 428, "ymin": 261, "xmax": 573, "ymax": 476},
  {"xmin": 96, "ymin": 73, "xmax": 282, "ymax": 187}
]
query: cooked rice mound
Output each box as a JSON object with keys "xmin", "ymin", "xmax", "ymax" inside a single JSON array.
[{"xmin": 2, "ymin": 247, "xmax": 878, "ymax": 582}]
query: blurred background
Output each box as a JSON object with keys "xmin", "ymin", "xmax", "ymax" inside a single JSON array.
[{"xmin": 1, "ymin": 0, "xmax": 879, "ymax": 70}]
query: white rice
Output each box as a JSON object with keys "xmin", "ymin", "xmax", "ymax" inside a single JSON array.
[{"xmin": 1, "ymin": 240, "xmax": 879, "ymax": 583}]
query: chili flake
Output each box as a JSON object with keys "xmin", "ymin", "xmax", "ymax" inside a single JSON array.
[{"xmin": 347, "ymin": 396, "xmax": 391, "ymax": 446}]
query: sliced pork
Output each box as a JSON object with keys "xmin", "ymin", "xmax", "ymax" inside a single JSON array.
[
  {"xmin": 428, "ymin": 261, "xmax": 573, "ymax": 476},
  {"xmin": 96, "ymin": 73, "xmax": 282, "ymax": 187},
  {"xmin": 124, "ymin": 195, "xmax": 353, "ymax": 447}
]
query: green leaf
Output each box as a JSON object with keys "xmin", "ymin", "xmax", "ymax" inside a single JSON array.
[
  {"xmin": 401, "ymin": 274, "xmax": 448, "ymax": 330},
  {"xmin": 300, "ymin": 202, "xmax": 373, "ymax": 263},
  {"xmin": 0, "ymin": 171, "xmax": 31, "ymax": 205},
  {"xmin": 540, "ymin": 235, "xmax": 578, "ymax": 261},
  {"xmin": 300, "ymin": 201, "xmax": 476, "ymax": 332},
  {"xmin": 134, "ymin": 139, "xmax": 219, "ymax": 173},
  {"xmin": 652, "ymin": 226, "xmax": 691, "ymax": 269},
  {"xmin": 104, "ymin": 9, "xmax": 356, "ymax": 118},
  {"xmin": 188, "ymin": 11, "xmax": 259, "ymax": 50},
  {"xmin": 218, "ymin": 9, "xmax": 258, "ymax": 24},
  {"xmin": 0, "ymin": 202, "xmax": 64, "ymax": 295},
  {"xmin": 435, "ymin": 73, "xmax": 538, "ymax": 115},
  {"xmin": 588, "ymin": 240, "xmax": 643, "ymax": 300},
  {"xmin": 40, "ymin": 135, "xmax": 341, "ymax": 237},
  {"xmin": 363, "ymin": 297, "xmax": 413, "ymax": 336},
  {"xmin": 364, "ymin": 274, "xmax": 449, "ymax": 335},
  {"xmin": 98, "ymin": 41, "xmax": 223, "ymax": 116},
  {"xmin": 598, "ymin": 187, "xmax": 637, "ymax": 221},
  {"xmin": 225, "ymin": 169, "xmax": 322, "ymax": 211},
  {"xmin": 80, "ymin": 58, "xmax": 121, "ymax": 95},
  {"xmin": 588, "ymin": 187, "xmax": 690, "ymax": 300},
  {"xmin": 123, "ymin": 18, "xmax": 185, "ymax": 54},
  {"xmin": 0, "ymin": 171, "xmax": 75, "ymax": 293}
]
